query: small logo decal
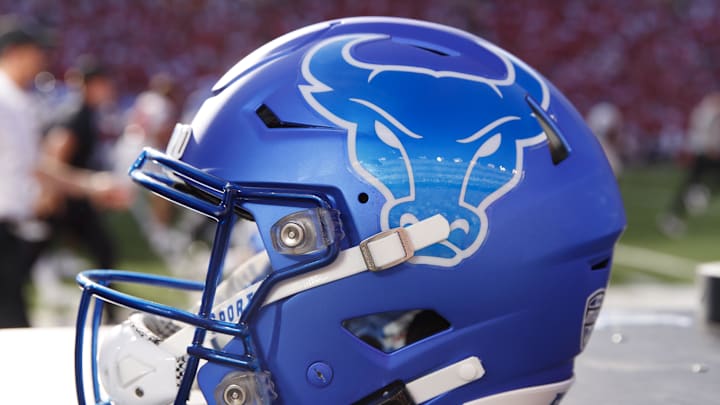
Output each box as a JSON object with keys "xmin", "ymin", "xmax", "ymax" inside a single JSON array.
[{"xmin": 581, "ymin": 289, "xmax": 605, "ymax": 350}]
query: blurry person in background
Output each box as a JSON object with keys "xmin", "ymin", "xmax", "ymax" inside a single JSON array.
[
  {"xmin": 0, "ymin": 15, "xmax": 53, "ymax": 328},
  {"xmin": 587, "ymin": 102, "xmax": 624, "ymax": 177},
  {"xmin": 659, "ymin": 92, "xmax": 720, "ymax": 238},
  {"xmin": 114, "ymin": 73, "xmax": 176, "ymax": 205},
  {"xmin": 116, "ymin": 73, "xmax": 176, "ymax": 168},
  {"xmin": 0, "ymin": 17, "xmax": 130, "ymax": 328},
  {"xmin": 114, "ymin": 72, "xmax": 181, "ymax": 256},
  {"xmin": 42, "ymin": 57, "xmax": 131, "ymax": 305}
]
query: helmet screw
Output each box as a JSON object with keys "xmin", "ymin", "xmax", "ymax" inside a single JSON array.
[
  {"xmin": 280, "ymin": 222, "xmax": 305, "ymax": 248},
  {"xmin": 307, "ymin": 361, "xmax": 333, "ymax": 388},
  {"xmin": 223, "ymin": 384, "xmax": 247, "ymax": 405}
]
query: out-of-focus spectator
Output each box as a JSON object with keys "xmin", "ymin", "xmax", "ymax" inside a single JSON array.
[
  {"xmin": 121, "ymin": 73, "xmax": 176, "ymax": 149},
  {"xmin": 114, "ymin": 73, "xmax": 180, "ymax": 255},
  {"xmin": 0, "ymin": 15, "xmax": 53, "ymax": 328},
  {"xmin": 114, "ymin": 73, "xmax": 176, "ymax": 181},
  {"xmin": 587, "ymin": 102, "xmax": 624, "ymax": 177},
  {"xmin": 687, "ymin": 93, "xmax": 720, "ymax": 158},
  {"xmin": 660, "ymin": 93, "xmax": 720, "ymax": 237},
  {"xmin": 42, "ymin": 57, "xmax": 131, "ymax": 288}
]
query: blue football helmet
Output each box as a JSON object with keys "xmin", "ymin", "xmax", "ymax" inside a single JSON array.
[{"xmin": 75, "ymin": 17, "xmax": 625, "ymax": 405}]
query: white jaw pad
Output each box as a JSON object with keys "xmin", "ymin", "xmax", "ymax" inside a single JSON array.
[
  {"xmin": 463, "ymin": 377, "xmax": 574, "ymax": 405},
  {"xmin": 99, "ymin": 321, "xmax": 181, "ymax": 405}
]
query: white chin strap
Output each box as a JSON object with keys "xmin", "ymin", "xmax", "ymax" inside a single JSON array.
[{"xmin": 161, "ymin": 214, "xmax": 450, "ymax": 354}]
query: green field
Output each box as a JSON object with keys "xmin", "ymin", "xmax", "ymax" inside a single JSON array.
[{"xmin": 612, "ymin": 164, "xmax": 720, "ymax": 284}]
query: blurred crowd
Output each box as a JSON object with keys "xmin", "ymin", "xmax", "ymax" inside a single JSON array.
[{"xmin": 0, "ymin": 0, "xmax": 717, "ymax": 161}]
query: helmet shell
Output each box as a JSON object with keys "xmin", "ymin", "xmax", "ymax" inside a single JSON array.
[{"xmin": 186, "ymin": 17, "xmax": 625, "ymax": 404}]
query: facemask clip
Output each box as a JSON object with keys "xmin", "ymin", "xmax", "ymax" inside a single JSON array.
[
  {"xmin": 270, "ymin": 208, "xmax": 343, "ymax": 255},
  {"xmin": 214, "ymin": 371, "xmax": 278, "ymax": 405}
]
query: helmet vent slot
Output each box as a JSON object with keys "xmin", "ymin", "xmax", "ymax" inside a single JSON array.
[
  {"xmin": 590, "ymin": 257, "xmax": 611, "ymax": 271},
  {"xmin": 343, "ymin": 309, "xmax": 450, "ymax": 353},
  {"xmin": 409, "ymin": 44, "xmax": 450, "ymax": 56},
  {"xmin": 256, "ymin": 104, "xmax": 330, "ymax": 129},
  {"xmin": 391, "ymin": 37, "xmax": 456, "ymax": 57},
  {"xmin": 525, "ymin": 95, "xmax": 571, "ymax": 165}
]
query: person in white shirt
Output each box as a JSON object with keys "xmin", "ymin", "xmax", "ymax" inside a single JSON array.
[
  {"xmin": 0, "ymin": 15, "xmax": 131, "ymax": 328},
  {"xmin": 586, "ymin": 102, "xmax": 624, "ymax": 177}
]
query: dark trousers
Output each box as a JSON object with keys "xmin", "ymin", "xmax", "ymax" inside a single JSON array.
[
  {"xmin": 0, "ymin": 223, "xmax": 43, "ymax": 328},
  {"xmin": 0, "ymin": 200, "xmax": 117, "ymax": 328},
  {"xmin": 49, "ymin": 198, "xmax": 119, "ymax": 322},
  {"xmin": 50, "ymin": 198, "xmax": 115, "ymax": 270}
]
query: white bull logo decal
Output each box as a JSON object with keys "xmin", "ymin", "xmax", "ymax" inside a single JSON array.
[{"xmin": 300, "ymin": 34, "xmax": 550, "ymax": 267}]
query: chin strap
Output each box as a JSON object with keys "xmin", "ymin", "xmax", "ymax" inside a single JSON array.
[
  {"xmin": 160, "ymin": 214, "xmax": 450, "ymax": 356},
  {"xmin": 264, "ymin": 214, "xmax": 450, "ymax": 305}
]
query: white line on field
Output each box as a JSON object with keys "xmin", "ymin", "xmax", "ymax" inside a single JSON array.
[{"xmin": 613, "ymin": 244, "xmax": 698, "ymax": 278}]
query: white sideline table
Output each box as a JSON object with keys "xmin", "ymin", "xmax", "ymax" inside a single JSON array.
[{"xmin": 0, "ymin": 327, "xmax": 82, "ymax": 404}]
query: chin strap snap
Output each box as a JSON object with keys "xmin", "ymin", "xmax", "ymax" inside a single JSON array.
[
  {"xmin": 264, "ymin": 214, "xmax": 450, "ymax": 305},
  {"xmin": 354, "ymin": 356, "xmax": 485, "ymax": 405}
]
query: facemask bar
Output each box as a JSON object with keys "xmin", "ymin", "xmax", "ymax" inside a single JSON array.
[{"xmin": 75, "ymin": 147, "xmax": 342, "ymax": 405}]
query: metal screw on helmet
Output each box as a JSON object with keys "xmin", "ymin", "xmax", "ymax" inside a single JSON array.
[
  {"xmin": 306, "ymin": 361, "xmax": 333, "ymax": 387},
  {"xmin": 280, "ymin": 222, "xmax": 305, "ymax": 248},
  {"xmin": 223, "ymin": 384, "xmax": 247, "ymax": 405}
]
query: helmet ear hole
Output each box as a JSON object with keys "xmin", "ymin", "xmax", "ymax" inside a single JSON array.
[
  {"xmin": 343, "ymin": 310, "xmax": 451, "ymax": 353},
  {"xmin": 358, "ymin": 192, "xmax": 369, "ymax": 204}
]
